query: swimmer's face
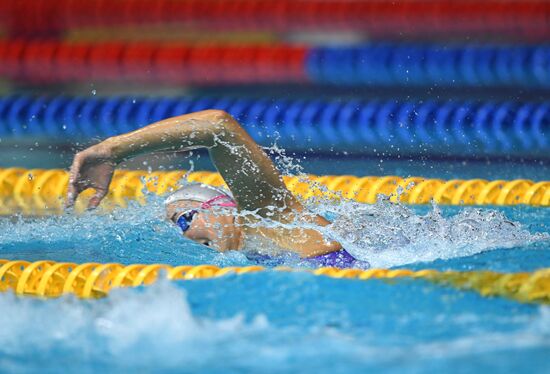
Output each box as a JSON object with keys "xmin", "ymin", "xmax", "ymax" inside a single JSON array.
[{"xmin": 166, "ymin": 200, "xmax": 243, "ymax": 252}]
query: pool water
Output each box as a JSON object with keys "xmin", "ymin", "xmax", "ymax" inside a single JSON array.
[
  {"xmin": 1, "ymin": 272, "xmax": 549, "ymax": 373},
  {"xmin": 2, "ymin": 5, "xmax": 550, "ymax": 372},
  {"xmin": 0, "ymin": 179, "xmax": 549, "ymax": 372}
]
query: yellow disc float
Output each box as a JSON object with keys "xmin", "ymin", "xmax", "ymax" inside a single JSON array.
[
  {"xmin": 0, "ymin": 259, "xmax": 548, "ymax": 305},
  {"xmin": 0, "ymin": 168, "xmax": 547, "ymax": 216}
]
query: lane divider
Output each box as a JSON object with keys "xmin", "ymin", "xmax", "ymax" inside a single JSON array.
[
  {"xmin": 0, "ymin": 168, "xmax": 548, "ymax": 215},
  {"xmin": 2, "ymin": 40, "xmax": 550, "ymax": 87},
  {"xmin": 4, "ymin": 1, "xmax": 549, "ymax": 40},
  {"xmin": 1, "ymin": 95, "xmax": 548, "ymax": 156},
  {"xmin": 0, "ymin": 40, "xmax": 307, "ymax": 84},
  {"xmin": 0, "ymin": 259, "xmax": 548, "ymax": 304},
  {"xmin": 307, "ymin": 43, "xmax": 550, "ymax": 87}
]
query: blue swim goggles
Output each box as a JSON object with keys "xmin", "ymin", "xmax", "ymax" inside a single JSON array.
[{"xmin": 172, "ymin": 210, "xmax": 198, "ymax": 233}]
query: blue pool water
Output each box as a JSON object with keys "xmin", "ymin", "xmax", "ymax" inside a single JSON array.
[
  {"xmin": 0, "ymin": 183, "xmax": 549, "ymax": 372},
  {"xmin": 1, "ymin": 272, "xmax": 549, "ymax": 373}
]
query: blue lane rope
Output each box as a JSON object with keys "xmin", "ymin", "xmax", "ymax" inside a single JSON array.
[
  {"xmin": 307, "ymin": 43, "xmax": 550, "ymax": 87},
  {"xmin": 0, "ymin": 95, "xmax": 548, "ymax": 156}
]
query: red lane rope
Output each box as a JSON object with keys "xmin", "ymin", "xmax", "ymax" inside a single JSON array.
[
  {"xmin": 3, "ymin": 0, "xmax": 550, "ymax": 40},
  {"xmin": 0, "ymin": 39, "xmax": 308, "ymax": 84}
]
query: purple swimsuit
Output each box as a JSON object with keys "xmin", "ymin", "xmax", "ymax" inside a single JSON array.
[
  {"xmin": 247, "ymin": 248, "xmax": 358, "ymax": 269},
  {"xmin": 307, "ymin": 248, "xmax": 357, "ymax": 268}
]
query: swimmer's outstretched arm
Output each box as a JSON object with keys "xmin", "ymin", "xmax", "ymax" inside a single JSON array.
[{"xmin": 66, "ymin": 110, "xmax": 300, "ymax": 213}]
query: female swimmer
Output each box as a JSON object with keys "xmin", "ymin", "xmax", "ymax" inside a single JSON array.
[{"xmin": 66, "ymin": 110, "xmax": 357, "ymax": 267}]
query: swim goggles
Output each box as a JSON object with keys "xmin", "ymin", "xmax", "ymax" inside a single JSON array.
[
  {"xmin": 172, "ymin": 210, "xmax": 198, "ymax": 233},
  {"xmin": 171, "ymin": 195, "xmax": 237, "ymax": 234}
]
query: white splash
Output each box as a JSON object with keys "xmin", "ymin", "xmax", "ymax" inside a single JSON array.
[
  {"xmin": 312, "ymin": 197, "xmax": 548, "ymax": 268},
  {"xmin": 0, "ymin": 279, "xmax": 268, "ymax": 368}
]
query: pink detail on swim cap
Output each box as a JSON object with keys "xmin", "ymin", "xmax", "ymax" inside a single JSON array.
[{"xmin": 200, "ymin": 195, "xmax": 237, "ymax": 209}]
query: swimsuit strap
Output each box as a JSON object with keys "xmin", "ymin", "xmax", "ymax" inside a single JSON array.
[{"xmin": 200, "ymin": 195, "xmax": 237, "ymax": 209}]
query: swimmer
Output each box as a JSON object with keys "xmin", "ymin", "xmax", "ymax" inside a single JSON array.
[{"xmin": 66, "ymin": 110, "xmax": 357, "ymax": 268}]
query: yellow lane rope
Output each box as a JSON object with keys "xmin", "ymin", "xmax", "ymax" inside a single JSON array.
[
  {"xmin": 0, "ymin": 168, "xmax": 548, "ymax": 215},
  {"xmin": 0, "ymin": 259, "xmax": 548, "ymax": 304}
]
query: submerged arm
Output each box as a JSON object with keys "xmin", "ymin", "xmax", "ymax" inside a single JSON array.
[{"xmin": 66, "ymin": 110, "xmax": 299, "ymax": 212}]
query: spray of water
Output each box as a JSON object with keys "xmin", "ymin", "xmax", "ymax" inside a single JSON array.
[
  {"xmin": 312, "ymin": 197, "xmax": 547, "ymax": 268},
  {"xmin": 1, "ymin": 137, "xmax": 548, "ymax": 268},
  {"xmin": 1, "ymin": 181, "xmax": 547, "ymax": 268}
]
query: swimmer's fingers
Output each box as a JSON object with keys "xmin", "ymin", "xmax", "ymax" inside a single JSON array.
[
  {"xmin": 65, "ymin": 183, "xmax": 79, "ymax": 209},
  {"xmin": 66, "ymin": 147, "xmax": 116, "ymax": 210},
  {"xmin": 66, "ymin": 153, "xmax": 86, "ymax": 208},
  {"xmin": 87, "ymin": 188, "xmax": 108, "ymax": 210},
  {"xmin": 65, "ymin": 153, "xmax": 93, "ymax": 208}
]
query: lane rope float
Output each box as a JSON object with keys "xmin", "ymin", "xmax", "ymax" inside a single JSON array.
[
  {"xmin": 2, "ymin": 40, "xmax": 550, "ymax": 87},
  {"xmin": 1, "ymin": 95, "xmax": 548, "ymax": 156},
  {"xmin": 0, "ymin": 259, "xmax": 548, "ymax": 304},
  {"xmin": 6, "ymin": 0, "xmax": 549, "ymax": 39},
  {"xmin": 0, "ymin": 39, "xmax": 307, "ymax": 84},
  {"xmin": 0, "ymin": 168, "xmax": 548, "ymax": 215}
]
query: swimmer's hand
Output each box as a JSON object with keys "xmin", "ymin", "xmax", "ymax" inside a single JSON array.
[{"xmin": 66, "ymin": 144, "xmax": 116, "ymax": 209}]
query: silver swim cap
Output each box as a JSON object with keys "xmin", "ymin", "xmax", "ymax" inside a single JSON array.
[{"xmin": 164, "ymin": 183, "xmax": 234, "ymax": 206}]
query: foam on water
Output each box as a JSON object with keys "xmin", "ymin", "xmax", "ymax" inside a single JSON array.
[
  {"xmin": 0, "ymin": 280, "xmax": 268, "ymax": 371},
  {"xmin": 311, "ymin": 197, "xmax": 548, "ymax": 268}
]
